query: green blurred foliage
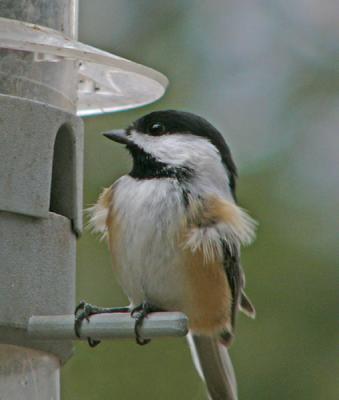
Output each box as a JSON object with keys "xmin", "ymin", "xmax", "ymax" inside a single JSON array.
[{"xmin": 62, "ymin": 1, "xmax": 338, "ymax": 399}]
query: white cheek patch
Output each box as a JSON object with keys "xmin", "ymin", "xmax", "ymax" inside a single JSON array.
[
  {"xmin": 130, "ymin": 130, "xmax": 233, "ymax": 201},
  {"xmin": 130, "ymin": 131, "xmax": 221, "ymax": 167}
]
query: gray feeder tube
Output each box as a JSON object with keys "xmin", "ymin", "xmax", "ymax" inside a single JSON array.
[
  {"xmin": 0, "ymin": 1, "xmax": 173, "ymax": 399},
  {"xmin": 0, "ymin": 1, "xmax": 80, "ymax": 399}
]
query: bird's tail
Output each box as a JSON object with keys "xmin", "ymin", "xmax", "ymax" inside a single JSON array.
[{"xmin": 187, "ymin": 333, "xmax": 238, "ymax": 400}]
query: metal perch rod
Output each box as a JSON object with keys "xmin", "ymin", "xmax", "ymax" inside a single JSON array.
[{"xmin": 28, "ymin": 312, "xmax": 188, "ymax": 341}]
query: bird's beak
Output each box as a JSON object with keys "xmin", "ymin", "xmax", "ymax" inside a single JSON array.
[{"xmin": 102, "ymin": 129, "xmax": 132, "ymax": 145}]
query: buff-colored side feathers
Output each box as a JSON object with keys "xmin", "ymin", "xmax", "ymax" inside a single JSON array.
[
  {"xmin": 86, "ymin": 186, "xmax": 113, "ymax": 238},
  {"xmin": 183, "ymin": 195, "xmax": 257, "ymax": 263}
]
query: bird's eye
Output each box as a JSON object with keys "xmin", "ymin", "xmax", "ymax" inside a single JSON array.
[{"xmin": 149, "ymin": 122, "xmax": 165, "ymax": 135}]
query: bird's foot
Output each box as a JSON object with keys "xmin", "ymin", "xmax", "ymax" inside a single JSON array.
[
  {"xmin": 74, "ymin": 300, "xmax": 130, "ymax": 347},
  {"xmin": 131, "ymin": 302, "xmax": 162, "ymax": 346}
]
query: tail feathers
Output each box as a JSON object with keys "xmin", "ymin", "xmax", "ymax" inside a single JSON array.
[
  {"xmin": 240, "ymin": 290, "xmax": 256, "ymax": 319},
  {"xmin": 187, "ymin": 333, "xmax": 238, "ymax": 400}
]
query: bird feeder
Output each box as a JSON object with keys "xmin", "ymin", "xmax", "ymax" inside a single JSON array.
[{"xmin": 0, "ymin": 1, "xmax": 187, "ymax": 399}]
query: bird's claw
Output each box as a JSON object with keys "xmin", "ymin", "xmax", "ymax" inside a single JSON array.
[
  {"xmin": 74, "ymin": 300, "xmax": 101, "ymax": 347},
  {"xmin": 131, "ymin": 302, "xmax": 160, "ymax": 346},
  {"xmin": 74, "ymin": 300, "xmax": 160, "ymax": 347}
]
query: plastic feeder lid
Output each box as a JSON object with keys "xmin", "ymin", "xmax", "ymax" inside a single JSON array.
[{"xmin": 0, "ymin": 17, "xmax": 168, "ymax": 116}]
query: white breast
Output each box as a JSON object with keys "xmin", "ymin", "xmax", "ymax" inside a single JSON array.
[{"xmin": 112, "ymin": 175, "xmax": 187, "ymax": 309}]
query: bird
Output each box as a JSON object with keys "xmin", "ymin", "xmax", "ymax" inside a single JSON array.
[{"xmin": 75, "ymin": 110, "xmax": 257, "ymax": 400}]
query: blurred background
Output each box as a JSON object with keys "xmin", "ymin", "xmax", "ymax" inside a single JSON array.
[{"xmin": 62, "ymin": 1, "xmax": 338, "ymax": 399}]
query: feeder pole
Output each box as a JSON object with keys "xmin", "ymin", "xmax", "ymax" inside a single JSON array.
[
  {"xmin": 0, "ymin": 1, "xmax": 81, "ymax": 398},
  {"xmin": 0, "ymin": 1, "xmax": 169, "ymax": 399}
]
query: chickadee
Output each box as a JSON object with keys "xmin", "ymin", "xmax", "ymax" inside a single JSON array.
[{"xmin": 75, "ymin": 110, "xmax": 256, "ymax": 400}]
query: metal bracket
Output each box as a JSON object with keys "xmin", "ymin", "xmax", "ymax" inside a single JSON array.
[{"xmin": 28, "ymin": 312, "xmax": 188, "ymax": 341}]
